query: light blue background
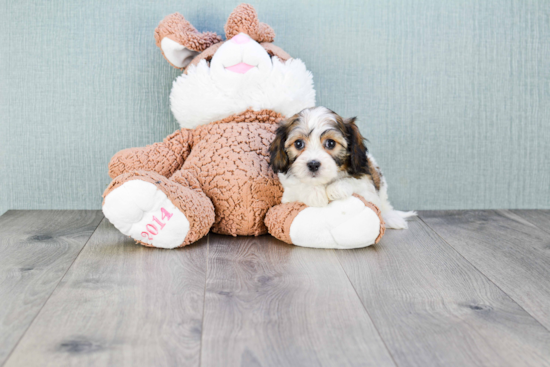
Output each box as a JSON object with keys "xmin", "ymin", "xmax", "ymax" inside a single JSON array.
[{"xmin": 1, "ymin": 0, "xmax": 549, "ymax": 215}]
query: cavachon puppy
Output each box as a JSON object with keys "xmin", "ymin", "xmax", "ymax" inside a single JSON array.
[{"xmin": 270, "ymin": 107, "xmax": 415, "ymax": 229}]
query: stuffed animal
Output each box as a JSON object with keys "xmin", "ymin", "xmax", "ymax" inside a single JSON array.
[{"xmin": 102, "ymin": 4, "xmax": 386, "ymax": 249}]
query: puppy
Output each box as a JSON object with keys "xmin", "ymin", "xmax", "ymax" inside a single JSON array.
[{"xmin": 269, "ymin": 106, "xmax": 415, "ymax": 229}]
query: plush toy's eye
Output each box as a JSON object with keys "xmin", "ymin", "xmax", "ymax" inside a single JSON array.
[
  {"xmin": 324, "ymin": 139, "xmax": 336, "ymax": 150},
  {"xmin": 294, "ymin": 139, "xmax": 305, "ymax": 150}
]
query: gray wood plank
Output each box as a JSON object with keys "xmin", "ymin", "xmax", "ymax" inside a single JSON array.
[
  {"xmin": 336, "ymin": 217, "xmax": 550, "ymax": 367},
  {"xmin": 200, "ymin": 234, "xmax": 396, "ymax": 367},
  {"xmin": 4, "ymin": 219, "xmax": 207, "ymax": 367},
  {"xmin": 0, "ymin": 210, "xmax": 103, "ymax": 366},
  {"xmin": 511, "ymin": 210, "xmax": 550, "ymax": 235},
  {"xmin": 421, "ymin": 210, "xmax": 550, "ymax": 331}
]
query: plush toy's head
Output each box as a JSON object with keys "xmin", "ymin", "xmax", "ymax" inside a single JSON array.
[{"xmin": 154, "ymin": 4, "xmax": 316, "ymax": 129}]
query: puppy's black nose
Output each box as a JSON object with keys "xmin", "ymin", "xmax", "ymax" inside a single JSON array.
[{"xmin": 307, "ymin": 160, "xmax": 321, "ymax": 172}]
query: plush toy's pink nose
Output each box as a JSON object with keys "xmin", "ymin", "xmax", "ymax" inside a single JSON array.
[{"xmin": 232, "ymin": 33, "xmax": 250, "ymax": 44}]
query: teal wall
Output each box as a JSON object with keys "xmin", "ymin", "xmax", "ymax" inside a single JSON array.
[{"xmin": 1, "ymin": 0, "xmax": 549, "ymax": 215}]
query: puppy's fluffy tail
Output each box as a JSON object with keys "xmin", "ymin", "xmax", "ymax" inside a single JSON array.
[
  {"xmin": 360, "ymin": 157, "xmax": 416, "ymax": 230},
  {"xmin": 382, "ymin": 210, "xmax": 417, "ymax": 229}
]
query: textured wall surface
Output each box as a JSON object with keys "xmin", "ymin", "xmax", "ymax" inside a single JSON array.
[{"xmin": 1, "ymin": 0, "xmax": 549, "ymax": 215}]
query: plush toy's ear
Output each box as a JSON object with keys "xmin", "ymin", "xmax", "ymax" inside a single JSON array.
[
  {"xmin": 225, "ymin": 4, "xmax": 275, "ymax": 43},
  {"xmin": 155, "ymin": 12, "xmax": 223, "ymax": 69},
  {"xmin": 344, "ymin": 117, "xmax": 370, "ymax": 178},
  {"xmin": 261, "ymin": 43, "xmax": 291, "ymax": 61},
  {"xmin": 159, "ymin": 37, "xmax": 199, "ymax": 69}
]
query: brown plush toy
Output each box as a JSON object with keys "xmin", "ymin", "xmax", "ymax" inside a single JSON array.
[{"xmin": 102, "ymin": 4, "xmax": 387, "ymax": 249}]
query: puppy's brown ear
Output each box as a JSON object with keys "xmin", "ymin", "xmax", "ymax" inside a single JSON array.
[
  {"xmin": 344, "ymin": 117, "xmax": 369, "ymax": 178},
  {"xmin": 269, "ymin": 123, "xmax": 290, "ymax": 174}
]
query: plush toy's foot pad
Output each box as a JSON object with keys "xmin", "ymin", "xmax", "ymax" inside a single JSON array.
[
  {"xmin": 103, "ymin": 180, "xmax": 190, "ymax": 249},
  {"xmin": 103, "ymin": 170, "xmax": 215, "ymax": 249},
  {"xmin": 266, "ymin": 195, "xmax": 384, "ymax": 249}
]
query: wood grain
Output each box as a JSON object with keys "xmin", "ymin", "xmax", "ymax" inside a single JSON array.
[
  {"xmin": 0, "ymin": 210, "xmax": 103, "ymax": 365},
  {"xmin": 4, "ymin": 219, "xmax": 207, "ymax": 367},
  {"xmin": 3, "ymin": 210, "xmax": 550, "ymax": 366},
  {"xmin": 336, "ymin": 217, "xmax": 550, "ymax": 367},
  {"xmin": 200, "ymin": 234, "xmax": 396, "ymax": 367},
  {"xmin": 421, "ymin": 210, "xmax": 550, "ymax": 331},
  {"xmin": 511, "ymin": 210, "xmax": 550, "ymax": 235}
]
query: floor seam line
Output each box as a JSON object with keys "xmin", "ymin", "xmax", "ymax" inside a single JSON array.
[
  {"xmin": 418, "ymin": 214, "xmax": 550, "ymax": 335},
  {"xmin": 333, "ymin": 250, "xmax": 400, "ymax": 367},
  {"xmin": 1, "ymin": 213, "xmax": 105, "ymax": 367},
  {"xmin": 507, "ymin": 210, "xmax": 550, "ymax": 236},
  {"xmin": 198, "ymin": 233, "xmax": 210, "ymax": 367}
]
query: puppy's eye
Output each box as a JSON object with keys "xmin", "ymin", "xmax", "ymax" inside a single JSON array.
[
  {"xmin": 294, "ymin": 140, "xmax": 305, "ymax": 150},
  {"xmin": 324, "ymin": 139, "xmax": 336, "ymax": 150}
]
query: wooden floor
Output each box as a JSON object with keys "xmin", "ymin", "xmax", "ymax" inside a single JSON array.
[{"xmin": 0, "ymin": 210, "xmax": 549, "ymax": 367}]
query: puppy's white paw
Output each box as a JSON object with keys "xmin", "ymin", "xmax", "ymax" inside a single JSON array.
[
  {"xmin": 103, "ymin": 180, "xmax": 189, "ymax": 249},
  {"xmin": 303, "ymin": 186, "xmax": 329, "ymax": 207},
  {"xmin": 326, "ymin": 180, "xmax": 353, "ymax": 201}
]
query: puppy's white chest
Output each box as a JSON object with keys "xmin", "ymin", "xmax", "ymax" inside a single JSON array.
[
  {"xmin": 282, "ymin": 183, "xmax": 328, "ymax": 207},
  {"xmin": 279, "ymin": 174, "xmax": 328, "ymax": 207}
]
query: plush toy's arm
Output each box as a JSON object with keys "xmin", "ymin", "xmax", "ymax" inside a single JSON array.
[{"xmin": 108, "ymin": 129, "xmax": 193, "ymax": 179}]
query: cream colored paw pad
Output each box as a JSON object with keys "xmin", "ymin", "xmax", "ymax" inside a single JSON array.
[{"xmin": 103, "ymin": 180, "xmax": 189, "ymax": 249}]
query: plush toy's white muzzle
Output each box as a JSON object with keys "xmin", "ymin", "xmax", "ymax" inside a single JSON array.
[{"xmin": 210, "ymin": 33, "xmax": 272, "ymax": 85}]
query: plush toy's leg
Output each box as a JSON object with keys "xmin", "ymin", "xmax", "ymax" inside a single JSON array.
[
  {"xmin": 265, "ymin": 194, "xmax": 385, "ymax": 249},
  {"xmin": 102, "ymin": 170, "xmax": 214, "ymax": 249}
]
